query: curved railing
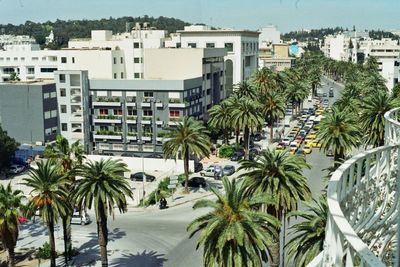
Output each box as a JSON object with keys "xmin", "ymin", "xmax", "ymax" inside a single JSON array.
[{"xmin": 308, "ymin": 108, "xmax": 400, "ymax": 267}]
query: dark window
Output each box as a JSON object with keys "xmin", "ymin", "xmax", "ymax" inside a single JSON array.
[
  {"xmin": 61, "ymin": 105, "xmax": 67, "ymax": 113},
  {"xmin": 60, "ymin": 88, "xmax": 66, "ymax": 97},
  {"xmin": 113, "ymin": 57, "xmax": 116, "ymax": 64},
  {"xmin": 169, "ymin": 110, "xmax": 180, "ymax": 117},
  {"xmin": 72, "ymin": 57, "xmax": 75, "ymax": 63},
  {"xmin": 121, "ymin": 72, "xmax": 124, "ymax": 79},
  {"xmin": 61, "ymin": 123, "xmax": 68, "ymax": 131},
  {"xmin": 59, "ymin": 74, "xmax": 66, "ymax": 83},
  {"xmin": 114, "ymin": 73, "xmax": 117, "ymax": 79},
  {"xmin": 143, "ymin": 110, "xmax": 153, "ymax": 117},
  {"xmin": 206, "ymin": 43, "xmax": 215, "ymax": 48},
  {"xmin": 206, "ymin": 89, "xmax": 211, "ymax": 95},
  {"xmin": 61, "ymin": 57, "xmax": 67, "ymax": 63},
  {"xmin": 134, "ymin": 57, "xmax": 140, "ymax": 63},
  {"xmin": 40, "ymin": 68, "xmax": 58, "ymax": 73},
  {"xmin": 188, "ymin": 43, "xmax": 197, "ymax": 48},
  {"xmin": 206, "ymin": 73, "xmax": 211, "ymax": 80},
  {"xmin": 144, "ymin": 92, "xmax": 153, "ymax": 98},
  {"xmin": 120, "ymin": 57, "xmax": 124, "ymax": 64},
  {"xmin": 224, "ymin": 43, "xmax": 234, "ymax": 52},
  {"xmin": 134, "ymin": 73, "xmax": 140, "ymax": 78},
  {"xmin": 134, "ymin": 42, "xmax": 140, "ymax": 48}
]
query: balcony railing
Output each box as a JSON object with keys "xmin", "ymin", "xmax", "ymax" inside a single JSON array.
[
  {"xmin": 93, "ymin": 96, "xmax": 121, "ymax": 107},
  {"xmin": 308, "ymin": 108, "xmax": 399, "ymax": 267},
  {"xmin": 93, "ymin": 115, "xmax": 122, "ymax": 124}
]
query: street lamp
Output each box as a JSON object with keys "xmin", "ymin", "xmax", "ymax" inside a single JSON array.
[{"xmin": 137, "ymin": 140, "xmax": 146, "ymax": 203}]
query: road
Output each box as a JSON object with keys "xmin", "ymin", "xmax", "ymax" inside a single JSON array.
[{"xmin": 7, "ymin": 78, "xmax": 345, "ymax": 267}]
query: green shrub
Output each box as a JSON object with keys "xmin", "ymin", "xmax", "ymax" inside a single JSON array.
[
  {"xmin": 36, "ymin": 242, "xmax": 52, "ymax": 259},
  {"xmin": 218, "ymin": 144, "xmax": 235, "ymax": 158}
]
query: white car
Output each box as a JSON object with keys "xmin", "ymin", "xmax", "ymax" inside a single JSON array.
[
  {"xmin": 282, "ymin": 138, "xmax": 291, "ymax": 146},
  {"xmin": 200, "ymin": 165, "xmax": 223, "ymax": 178},
  {"xmin": 71, "ymin": 211, "xmax": 91, "ymax": 225},
  {"xmin": 289, "ymin": 141, "xmax": 298, "ymax": 151},
  {"xmin": 8, "ymin": 164, "xmax": 25, "ymax": 174}
]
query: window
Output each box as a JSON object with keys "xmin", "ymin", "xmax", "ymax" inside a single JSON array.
[
  {"xmin": 60, "ymin": 88, "xmax": 66, "ymax": 97},
  {"xmin": 206, "ymin": 89, "xmax": 211, "ymax": 95},
  {"xmin": 120, "ymin": 57, "xmax": 123, "ymax": 64},
  {"xmin": 245, "ymin": 56, "xmax": 251, "ymax": 67},
  {"xmin": 188, "ymin": 43, "xmax": 197, "ymax": 48},
  {"xmin": 169, "ymin": 110, "xmax": 180, "ymax": 117},
  {"xmin": 51, "ymin": 127, "xmax": 57, "ymax": 134},
  {"xmin": 133, "ymin": 42, "xmax": 140, "ymax": 48},
  {"xmin": 61, "ymin": 105, "xmax": 67, "ymax": 113},
  {"xmin": 127, "ymin": 109, "xmax": 137, "ymax": 116},
  {"xmin": 224, "ymin": 43, "xmax": 234, "ymax": 52},
  {"xmin": 32, "ymin": 57, "xmax": 39, "ymax": 61},
  {"xmin": 143, "ymin": 110, "xmax": 153, "ymax": 117},
  {"xmin": 51, "ymin": 110, "xmax": 57, "ymax": 118},
  {"xmin": 59, "ymin": 74, "xmax": 66, "ymax": 83},
  {"xmin": 99, "ymin": 109, "xmax": 108, "ymax": 115},
  {"xmin": 114, "ymin": 73, "xmax": 117, "ymax": 79},
  {"xmin": 134, "ymin": 73, "xmax": 140, "ymax": 79},
  {"xmin": 144, "ymin": 92, "xmax": 153, "ymax": 98},
  {"xmin": 72, "ymin": 57, "xmax": 75, "ymax": 63},
  {"xmin": 43, "ymin": 93, "xmax": 50, "ymax": 99},
  {"xmin": 113, "ymin": 57, "xmax": 116, "ymax": 64},
  {"xmin": 206, "ymin": 43, "xmax": 215, "ymax": 48},
  {"xmin": 206, "ymin": 73, "xmax": 211, "ymax": 80},
  {"xmin": 134, "ymin": 57, "xmax": 141, "ymax": 63},
  {"xmin": 40, "ymin": 68, "xmax": 57, "ymax": 73},
  {"xmin": 61, "ymin": 57, "xmax": 67, "ymax": 63},
  {"xmin": 44, "ymin": 111, "xmax": 51, "ymax": 119},
  {"xmin": 72, "ymin": 123, "xmax": 82, "ymax": 132},
  {"xmin": 61, "ymin": 123, "xmax": 68, "ymax": 131},
  {"xmin": 27, "ymin": 67, "xmax": 34, "ymax": 74},
  {"xmin": 20, "ymin": 57, "xmax": 25, "ymax": 61},
  {"xmin": 113, "ymin": 109, "xmax": 122, "ymax": 116},
  {"xmin": 50, "ymin": 92, "xmax": 57, "ymax": 98},
  {"xmin": 121, "ymin": 72, "xmax": 124, "ymax": 79},
  {"xmin": 45, "ymin": 128, "xmax": 52, "ymax": 136}
]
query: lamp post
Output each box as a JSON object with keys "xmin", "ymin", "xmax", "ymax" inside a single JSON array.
[{"xmin": 137, "ymin": 140, "xmax": 146, "ymax": 203}]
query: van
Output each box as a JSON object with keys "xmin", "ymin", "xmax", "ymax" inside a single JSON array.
[{"xmin": 71, "ymin": 211, "xmax": 91, "ymax": 225}]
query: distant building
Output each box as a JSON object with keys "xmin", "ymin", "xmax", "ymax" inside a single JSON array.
[
  {"xmin": 0, "ymin": 81, "xmax": 58, "ymax": 145},
  {"xmin": 259, "ymin": 43, "xmax": 295, "ymax": 71},
  {"xmin": 259, "ymin": 25, "xmax": 281, "ymax": 46}
]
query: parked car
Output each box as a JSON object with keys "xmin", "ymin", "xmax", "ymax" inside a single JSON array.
[
  {"xmin": 200, "ymin": 165, "xmax": 223, "ymax": 178},
  {"xmin": 303, "ymin": 145, "xmax": 312, "ymax": 154},
  {"xmin": 231, "ymin": 152, "xmax": 244, "ymax": 161},
  {"xmin": 130, "ymin": 172, "xmax": 156, "ymax": 182},
  {"xmin": 287, "ymin": 133, "xmax": 296, "ymax": 141},
  {"xmin": 182, "ymin": 177, "xmax": 207, "ymax": 188},
  {"xmin": 223, "ymin": 165, "xmax": 236, "ymax": 176},
  {"xmin": 7, "ymin": 164, "xmax": 25, "ymax": 175},
  {"xmin": 296, "ymin": 149, "xmax": 305, "ymax": 156},
  {"xmin": 322, "ymin": 92, "xmax": 327, "ymax": 97},
  {"xmin": 329, "ymin": 88, "xmax": 334, "ymax": 97},
  {"xmin": 281, "ymin": 138, "xmax": 291, "ymax": 146},
  {"xmin": 71, "ymin": 211, "xmax": 91, "ymax": 225},
  {"xmin": 194, "ymin": 162, "xmax": 203, "ymax": 173},
  {"xmin": 289, "ymin": 141, "xmax": 298, "ymax": 151},
  {"xmin": 145, "ymin": 153, "xmax": 163, "ymax": 159},
  {"xmin": 252, "ymin": 133, "xmax": 262, "ymax": 142},
  {"xmin": 298, "ymin": 130, "xmax": 307, "ymax": 138}
]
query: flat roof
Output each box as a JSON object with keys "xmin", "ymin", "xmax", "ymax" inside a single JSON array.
[
  {"xmin": 178, "ymin": 29, "xmax": 259, "ymax": 36},
  {"xmin": 0, "ymin": 79, "xmax": 55, "ymax": 85}
]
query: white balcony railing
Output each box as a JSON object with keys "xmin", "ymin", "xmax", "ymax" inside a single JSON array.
[{"xmin": 308, "ymin": 108, "xmax": 399, "ymax": 267}]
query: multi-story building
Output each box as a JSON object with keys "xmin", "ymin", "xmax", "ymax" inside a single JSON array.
[
  {"xmin": 68, "ymin": 26, "xmax": 167, "ymax": 80},
  {"xmin": 166, "ymin": 25, "xmax": 259, "ymax": 94},
  {"xmin": 0, "ymin": 81, "xmax": 58, "ymax": 145},
  {"xmin": 259, "ymin": 43, "xmax": 295, "ymax": 71},
  {"xmin": 258, "ymin": 25, "xmax": 281, "ymax": 46},
  {"xmin": 56, "ymin": 48, "xmax": 227, "ymax": 155},
  {"xmin": 0, "ymin": 34, "xmax": 37, "ymax": 50}
]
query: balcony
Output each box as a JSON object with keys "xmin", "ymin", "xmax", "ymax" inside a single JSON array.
[
  {"xmin": 126, "ymin": 116, "xmax": 137, "ymax": 124},
  {"xmin": 127, "ymin": 132, "xmax": 137, "ymax": 141},
  {"xmin": 126, "ymin": 97, "xmax": 136, "ymax": 107},
  {"xmin": 142, "ymin": 132, "xmax": 153, "ymax": 141},
  {"xmin": 168, "ymin": 98, "xmax": 187, "ymax": 108},
  {"xmin": 308, "ymin": 108, "xmax": 399, "ymax": 267},
  {"xmin": 93, "ymin": 130, "xmax": 122, "ymax": 140},
  {"xmin": 92, "ymin": 96, "xmax": 121, "ymax": 107},
  {"xmin": 155, "ymin": 101, "xmax": 163, "ymax": 108},
  {"xmin": 93, "ymin": 115, "xmax": 122, "ymax": 124},
  {"xmin": 141, "ymin": 117, "xmax": 152, "ymax": 125}
]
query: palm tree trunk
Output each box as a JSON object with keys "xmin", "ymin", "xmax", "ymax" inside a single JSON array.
[
  {"xmin": 97, "ymin": 203, "xmax": 108, "ymax": 267},
  {"xmin": 224, "ymin": 128, "xmax": 229, "ymax": 145},
  {"xmin": 244, "ymin": 126, "xmax": 250, "ymax": 160},
  {"xmin": 7, "ymin": 246, "xmax": 16, "ymax": 267},
  {"xmin": 48, "ymin": 218, "xmax": 57, "ymax": 267},
  {"xmin": 269, "ymin": 117, "xmax": 274, "ymax": 144},
  {"xmin": 269, "ymin": 239, "xmax": 280, "ymax": 267},
  {"xmin": 235, "ymin": 126, "xmax": 239, "ymax": 145},
  {"xmin": 62, "ymin": 215, "xmax": 72, "ymax": 264},
  {"xmin": 183, "ymin": 148, "xmax": 190, "ymax": 194}
]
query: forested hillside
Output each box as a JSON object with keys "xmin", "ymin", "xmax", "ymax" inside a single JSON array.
[{"xmin": 0, "ymin": 15, "xmax": 191, "ymax": 48}]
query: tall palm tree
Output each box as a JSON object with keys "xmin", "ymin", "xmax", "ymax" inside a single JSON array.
[
  {"xmin": 226, "ymin": 94, "xmax": 242, "ymax": 144},
  {"xmin": 23, "ymin": 160, "xmax": 71, "ymax": 267},
  {"xmin": 252, "ymin": 67, "xmax": 276, "ymax": 94},
  {"xmin": 187, "ymin": 177, "xmax": 280, "ymax": 267},
  {"xmin": 235, "ymin": 80, "xmax": 257, "ymax": 99},
  {"xmin": 285, "ymin": 197, "xmax": 327, "ymax": 267},
  {"xmin": 163, "ymin": 116, "xmax": 211, "ymax": 193},
  {"xmin": 259, "ymin": 91, "xmax": 286, "ymax": 143},
  {"xmin": 238, "ymin": 149, "xmax": 311, "ymax": 267},
  {"xmin": 317, "ymin": 107, "xmax": 361, "ymax": 165},
  {"xmin": 44, "ymin": 134, "xmax": 85, "ymax": 263},
  {"xmin": 0, "ymin": 184, "xmax": 25, "ymax": 267},
  {"xmin": 208, "ymin": 100, "xmax": 232, "ymax": 144},
  {"xmin": 359, "ymin": 90, "xmax": 400, "ymax": 147},
  {"xmin": 231, "ymin": 97, "xmax": 263, "ymax": 159},
  {"xmin": 72, "ymin": 159, "xmax": 132, "ymax": 267}
]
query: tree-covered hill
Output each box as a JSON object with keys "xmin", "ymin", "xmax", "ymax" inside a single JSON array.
[{"xmin": 0, "ymin": 15, "xmax": 191, "ymax": 48}]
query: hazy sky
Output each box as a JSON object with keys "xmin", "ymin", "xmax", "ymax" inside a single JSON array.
[{"xmin": 0, "ymin": 0, "xmax": 398, "ymax": 33}]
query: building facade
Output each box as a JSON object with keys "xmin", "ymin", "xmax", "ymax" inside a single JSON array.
[{"xmin": 0, "ymin": 81, "xmax": 58, "ymax": 145}]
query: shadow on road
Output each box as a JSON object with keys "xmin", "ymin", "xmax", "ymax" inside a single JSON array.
[{"xmin": 110, "ymin": 250, "xmax": 167, "ymax": 267}]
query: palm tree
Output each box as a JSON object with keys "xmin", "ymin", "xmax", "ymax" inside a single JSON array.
[
  {"xmin": 0, "ymin": 184, "xmax": 25, "ymax": 267},
  {"xmin": 72, "ymin": 159, "xmax": 132, "ymax": 267},
  {"xmin": 259, "ymin": 91, "xmax": 286, "ymax": 143},
  {"xmin": 286, "ymin": 197, "xmax": 327, "ymax": 267},
  {"xmin": 253, "ymin": 67, "xmax": 276, "ymax": 94},
  {"xmin": 187, "ymin": 177, "xmax": 280, "ymax": 267},
  {"xmin": 163, "ymin": 116, "xmax": 211, "ymax": 193},
  {"xmin": 208, "ymin": 100, "xmax": 232, "ymax": 144},
  {"xmin": 231, "ymin": 97, "xmax": 263, "ymax": 159},
  {"xmin": 235, "ymin": 80, "xmax": 257, "ymax": 99},
  {"xmin": 359, "ymin": 90, "xmax": 399, "ymax": 147},
  {"xmin": 238, "ymin": 149, "xmax": 311, "ymax": 267},
  {"xmin": 226, "ymin": 94, "xmax": 242, "ymax": 144},
  {"xmin": 317, "ymin": 107, "xmax": 361, "ymax": 165},
  {"xmin": 44, "ymin": 134, "xmax": 85, "ymax": 263},
  {"xmin": 23, "ymin": 160, "xmax": 71, "ymax": 267}
]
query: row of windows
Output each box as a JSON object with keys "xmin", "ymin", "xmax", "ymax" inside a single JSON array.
[
  {"xmin": 0, "ymin": 56, "xmax": 57, "ymax": 62},
  {"xmin": 45, "ymin": 127, "xmax": 58, "ymax": 136},
  {"xmin": 61, "ymin": 57, "xmax": 75, "ymax": 64},
  {"xmin": 187, "ymin": 42, "xmax": 234, "ymax": 52},
  {"xmin": 96, "ymin": 108, "xmax": 180, "ymax": 118},
  {"xmin": 113, "ymin": 57, "xmax": 124, "ymax": 64},
  {"xmin": 44, "ymin": 110, "xmax": 57, "ymax": 119},
  {"xmin": 43, "ymin": 92, "xmax": 57, "ymax": 99},
  {"xmin": 112, "ymin": 72, "xmax": 143, "ymax": 79}
]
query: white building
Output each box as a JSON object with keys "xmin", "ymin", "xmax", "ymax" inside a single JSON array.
[
  {"xmin": 259, "ymin": 25, "xmax": 281, "ymax": 46},
  {"xmin": 68, "ymin": 26, "xmax": 167, "ymax": 80},
  {"xmin": 166, "ymin": 25, "xmax": 259, "ymax": 93},
  {"xmin": 322, "ymin": 34, "xmax": 351, "ymax": 61}
]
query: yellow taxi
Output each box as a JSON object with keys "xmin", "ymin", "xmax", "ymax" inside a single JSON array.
[
  {"xmin": 314, "ymin": 124, "xmax": 321, "ymax": 130},
  {"xmin": 311, "ymin": 138, "xmax": 322, "ymax": 148},
  {"xmin": 290, "ymin": 149, "xmax": 296, "ymax": 155},
  {"xmin": 307, "ymin": 134, "xmax": 317, "ymax": 140},
  {"xmin": 303, "ymin": 144, "xmax": 312, "ymax": 154},
  {"xmin": 292, "ymin": 126, "xmax": 300, "ymax": 133},
  {"xmin": 304, "ymin": 136, "xmax": 313, "ymax": 145},
  {"xmin": 276, "ymin": 145, "xmax": 285, "ymax": 151}
]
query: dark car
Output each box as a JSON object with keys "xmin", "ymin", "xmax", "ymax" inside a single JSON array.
[
  {"xmin": 322, "ymin": 92, "xmax": 327, "ymax": 97},
  {"xmin": 145, "ymin": 153, "xmax": 163, "ymax": 159},
  {"xmin": 223, "ymin": 165, "xmax": 235, "ymax": 176},
  {"xmin": 231, "ymin": 152, "xmax": 244, "ymax": 161},
  {"xmin": 130, "ymin": 172, "xmax": 156, "ymax": 182},
  {"xmin": 296, "ymin": 149, "xmax": 305, "ymax": 156},
  {"xmin": 252, "ymin": 133, "xmax": 262, "ymax": 142},
  {"xmin": 182, "ymin": 177, "xmax": 207, "ymax": 188},
  {"xmin": 329, "ymin": 88, "xmax": 334, "ymax": 97},
  {"xmin": 194, "ymin": 162, "xmax": 203, "ymax": 173},
  {"xmin": 102, "ymin": 152, "xmax": 114, "ymax": 156}
]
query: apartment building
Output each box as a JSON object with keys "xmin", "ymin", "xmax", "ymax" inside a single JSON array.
[
  {"xmin": 68, "ymin": 26, "xmax": 167, "ymax": 80},
  {"xmin": 259, "ymin": 43, "xmax": 295, "ymax": 71},
  {"xmin": 166, "ymin": 25, "xmax": 259, "ymax": 94},
  {"xmin": 56, "ymin": 48, "xmax": 227, "ymax": 155},
  {"xmin": 0, "ymin": 81, "xmax": 58, "ymax": 145}
]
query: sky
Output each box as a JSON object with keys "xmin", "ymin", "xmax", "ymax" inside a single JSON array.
[{"xmin": 0, "ymin": 0, "xmax": 399, "ymax": 33}]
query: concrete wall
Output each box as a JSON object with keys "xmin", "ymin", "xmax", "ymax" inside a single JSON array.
[{"xmin": 86, "ymin": 154, "xmax": 195, "ymax": 173}]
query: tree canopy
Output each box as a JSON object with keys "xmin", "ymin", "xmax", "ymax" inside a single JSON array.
[{"xmin": 0, "ymin": 126, "xmax": 18, "ymax": 171}]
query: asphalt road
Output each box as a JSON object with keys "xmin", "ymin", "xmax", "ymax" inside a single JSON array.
[{"xmin": 11, "ymin": 77, "xmax": 345, "ymax": 267}]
